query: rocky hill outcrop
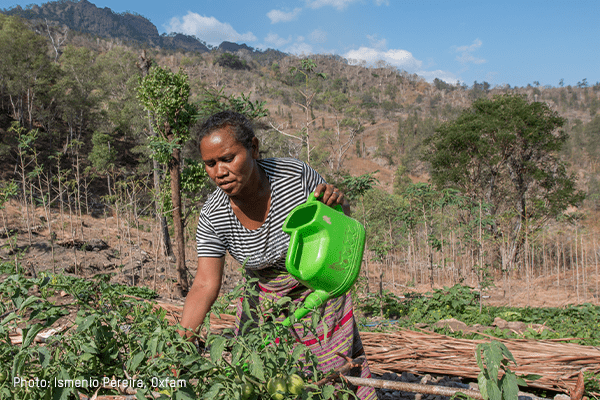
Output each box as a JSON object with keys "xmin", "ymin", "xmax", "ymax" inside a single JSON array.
[{"xmin": 2, "ymin": 0, "xmax": 210, "ymax": 52}]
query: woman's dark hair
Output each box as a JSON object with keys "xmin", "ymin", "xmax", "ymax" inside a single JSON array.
[{"xmin": 197, "ymin": 110, "xmax": 255, "ymax": 150}]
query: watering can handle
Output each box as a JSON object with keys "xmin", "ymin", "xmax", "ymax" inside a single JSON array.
[{"xmin": 308, "ymin": 192, "xmax": 344, "ymax": 212}]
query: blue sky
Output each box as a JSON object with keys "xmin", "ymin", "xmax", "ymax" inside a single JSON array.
[{"xmin": 4, "ymin": 0, "xmax": 599, "ymax": 88}]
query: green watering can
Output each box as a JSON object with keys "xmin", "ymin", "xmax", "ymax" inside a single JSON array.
[{"xmin": 280, "ymin": 192, "xmax": 366, "ymax": 326}]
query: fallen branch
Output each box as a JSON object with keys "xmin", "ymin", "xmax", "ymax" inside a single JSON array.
[{"xmin": 342, "ymin": 376, "xmax": 485, "ymax": 400}]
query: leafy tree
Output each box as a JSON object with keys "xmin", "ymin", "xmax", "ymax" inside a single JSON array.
[
  {"xmin": 424, "ymin": 94, "xmax": 585, "ymax": 269},
  {"xmin": 89, "ymin": 131, "xmax": 116, "ymax": 172},
  {"xmin": 469, "ymin": 80, "xmax": 490, "ymax": 100},
  {"xmin": 214, "ymin": 52, "xmax": 250, "ymax": 70},
  {"xmin": 392, "ymin": 163, "xmax": 412, "ymax": 195},
  {"xmin": 96, "ymin": 46, "xmax": 145, "ymax": 137},
  {"xmin": 0, "ymin": 15, "xmax": 55, "ymax": 128},
  {"xmin": 397, "ymin": 112, "xmax": 438, "ymax": 172},
  {"xmin": 433, "ymin": 78, "xmax": 456, "ymax": 92},
  {"xmin": 57, "ymin": 45, "xmax": 104, "ymax": 144},
  {"xmin": 137, "ymin": 65, "xmax": 196, "ymax": 295},
  {"xmin": 195, "ymin": 86, "xmax": 267, "ymax": 121}
]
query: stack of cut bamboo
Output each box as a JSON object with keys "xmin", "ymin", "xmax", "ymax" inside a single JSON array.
[{"xmin": 361, "ymin": 329, "xmax": 600, "ymax": 393}]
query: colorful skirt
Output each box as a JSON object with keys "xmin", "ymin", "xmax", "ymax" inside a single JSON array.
[{"xmin": 234, "ymin": 268, "xmax": 377, "ymax": 400}]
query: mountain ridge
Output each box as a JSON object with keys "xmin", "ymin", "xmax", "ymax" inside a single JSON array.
[{"xmin": 1, "ymin": 0, "xmax": 269, "ymax": 54}]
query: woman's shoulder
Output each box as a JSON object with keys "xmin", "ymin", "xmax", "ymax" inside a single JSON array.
[
  {"xmin": 258, "ymin": 157, "xmax": 308, "ymax": 177},
  {"xmin": 200, "ymin": 188, "xmax": 228, "ymax": 217}
]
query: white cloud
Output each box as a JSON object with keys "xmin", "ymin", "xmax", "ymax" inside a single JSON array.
[
  {"xmin": 305, "ymin": 0, "xmax": 388, "ymax": 10},
  {"xmin": 164, "ymin": 12, "xmax": 256, "ymax": 46},
  {"xmin": 283, "ymin": 37, "xmax": 314, "ymax": 56},
  {"xmin": 267, "ymin": 8, "xmax": 302, "ymax": 24},
  {"xmin": 418, "ymin": 70, "xmax": 459, "ymax": 84},
  {"xmin": 264, "ymin": 33, "xmax": 293, "ymax": 47},
  {"xmin": 287, "ymin": 42, "xmax": 314, "ymax": 56},
  {"xmin": 454, "ymin": 39, "xmax": 486, "ymax": 65},
  {"xmin": 344, "ymin": 46, "xmax": 422, "ymax": 72},
  {"xmin": 305, "ymin": 0, "xmax": 359, "ymax": 11},
  {"xmin": 367, "ymin": 34, "xmax": 386, "ymax": 50},
  {"xmin": 344, "ymin": 43, "xmax": 457, "ymax": 84},
  {"xmin": 309, "ymin": 29, "xmax": 327, "ymax": 43}
]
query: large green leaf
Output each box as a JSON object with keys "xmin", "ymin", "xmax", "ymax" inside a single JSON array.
[
  {"xmin": 128, "ymin": 351, "xmax": 145, "ymax": 372},
  {"xmin": 209, "ymin": 336, "xmax": 226, "ymax": 365},
  {"xmin": 76, "ymin": 314, "xmax": 97, "ymax": 333},
  {"xmin": 478, "ymin": 372, "xmax": 489, "ymax": 400},
  {"xmin": 249, "ymin": 352, "xmax": 265, "ymax": 381},
  {"xmin": 22, "ymin": 323, "xmax": 43, "ymax": 348},
  {"xmin": 485, "ymin": 378, "xmax": 502, "ymax": 400},
  {"xmin": 500, "ymin": 372, "xmax": 520, "ymax": 400}
]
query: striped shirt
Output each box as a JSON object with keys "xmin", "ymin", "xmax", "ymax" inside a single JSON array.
[{"xmin": 195, "ymin": 157, "xmax": 325, "ymax": 270}]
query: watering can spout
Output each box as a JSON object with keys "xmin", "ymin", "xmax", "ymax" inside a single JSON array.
[{"xmin": 282, "ymin": 290, "xmax": 330, "ymax": 327}]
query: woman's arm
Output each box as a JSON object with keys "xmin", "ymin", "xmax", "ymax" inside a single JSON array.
[{"xmin": 179, "ymin": 256, "xmax": 225, "ymax": 340}]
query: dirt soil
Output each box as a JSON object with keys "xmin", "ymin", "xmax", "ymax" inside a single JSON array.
[{"xmin": 1, "ymin": 201, "xmax": 598, "ymax": 311}]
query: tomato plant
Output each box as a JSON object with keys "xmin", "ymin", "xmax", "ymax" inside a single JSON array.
[{"xmin": 0, "ymin": 269, "xmax": 356, "ymax": 399}]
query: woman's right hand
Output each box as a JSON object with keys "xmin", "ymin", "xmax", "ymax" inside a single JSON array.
[{"xmin": 313, "ymin": 183, "xmax": 350, "ymax": 215}]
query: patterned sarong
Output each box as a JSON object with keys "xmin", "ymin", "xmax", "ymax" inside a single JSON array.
[{"xmin": 234, "ymin": 268, "xmax": 377, "ymax": 400}]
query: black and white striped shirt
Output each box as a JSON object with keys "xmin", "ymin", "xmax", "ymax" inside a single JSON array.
[{"xmin": 195, "ymin": 158, "xmax": 326, "ymax": 270}]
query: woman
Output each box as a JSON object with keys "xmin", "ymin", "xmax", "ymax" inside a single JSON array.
[{"xmin": 180, "ymin": 110, "xmax": 376, "ymax": 399}]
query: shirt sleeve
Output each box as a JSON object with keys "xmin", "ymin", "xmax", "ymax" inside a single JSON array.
[
  {"xmin": 196, "ymin": 210, "xmax": 227, "ymax": 258},
  {"xmin": 301, "ymin": 161, "xmax": 327, "ymax": 198}
]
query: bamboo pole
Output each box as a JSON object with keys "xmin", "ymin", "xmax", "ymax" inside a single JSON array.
[
  {"xmin": 593, "ymin": 236, "xmax": 600, "ymax": 304},
  {"xmin": 581, "ymin": 235, "xmax": 587, "ymax": 303},
  {"xmin": 570, "ymin": 240, "xmax": 575, "ymax": 302},
  {"xmin": 575, "ymin": 228, "xmax": 579, "ymax": 303},
  {"xmin": 556, "ymin": 237, "xmax": 560, "ymax": 291},
  {"xmin": 342, "ymin": 376, "xmax": 485, "ymax": 400}
]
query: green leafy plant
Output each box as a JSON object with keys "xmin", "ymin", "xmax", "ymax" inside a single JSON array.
[
  {"xmin": 199, "ymin": 272, "xmax": 356, "ymax": 399},
  {"xmin": 584, "ymin": 371, "xmax": 600, "ymax": 397},
  {"xmin": 0, "ymin": 268, "xmax": 357, "ymax": 399},
  {"xmin": 475, "ymin": 340, "xmax": 540, "ymax": 400}
]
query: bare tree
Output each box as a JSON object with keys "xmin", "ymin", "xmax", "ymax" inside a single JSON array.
[
  {"xmin": 44, "ymin": 19, "xmax": 68, "ymax": 63},
  {"xmin": 270, "ymin": 58, "xmax": 326, "ymax": 165}
]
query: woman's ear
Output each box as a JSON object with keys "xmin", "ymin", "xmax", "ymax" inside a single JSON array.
[{"xmin": 251, "ymin": 137, "xmax": 260, "ymax": 159}]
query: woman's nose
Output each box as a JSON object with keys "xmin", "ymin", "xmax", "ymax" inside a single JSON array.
[{"xmin": 215, "ymin": 162, "xmax": 228, "ymax": 178}]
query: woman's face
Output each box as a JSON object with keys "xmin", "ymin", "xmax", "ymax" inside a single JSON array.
[{"xmin": 200, "ymin": 127, "xmax": 259, "ymax": 197}]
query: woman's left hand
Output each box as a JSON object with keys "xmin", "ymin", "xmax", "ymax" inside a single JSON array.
[{"xmin": 313, "ymin": 184, "xmax": 350, "ymax": 215}]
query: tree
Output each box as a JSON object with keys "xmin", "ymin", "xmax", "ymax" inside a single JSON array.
[
  {"xmin": 343, "ymin": 171, "xmax": 378, "ymax": 293},
  {"xmin": 214, "ymin": 52, "xmax": 250, "ymax": 70},
  {"xmin": 424, "ymin": 94, "xmax": 584, "ymax": 269},
  {"xmin": 97, "ymin": 46, "xmax": 146, "ymax": 138},
  {"xmin": 270, "ymin": 58, "xmax": 326, "ymax": 165},
  {"xmin": 137, "ymin": 50, "xmax": 173, "ymax": 258},
  {"xmin": 137, "ymin": 65, "xmax": 196, "ymax": 296},
  {"xmin": 57, "ymin": 45, "xmax": 104, "ymax": 145},
  {"xmin": 0, "ymin": 15, "xmax": 55, "ymax": 128}
]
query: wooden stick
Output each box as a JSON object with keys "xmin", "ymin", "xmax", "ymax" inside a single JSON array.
[{"xmin": 342, "ymin": 376, "xmax": 485, "ymax": 400}]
